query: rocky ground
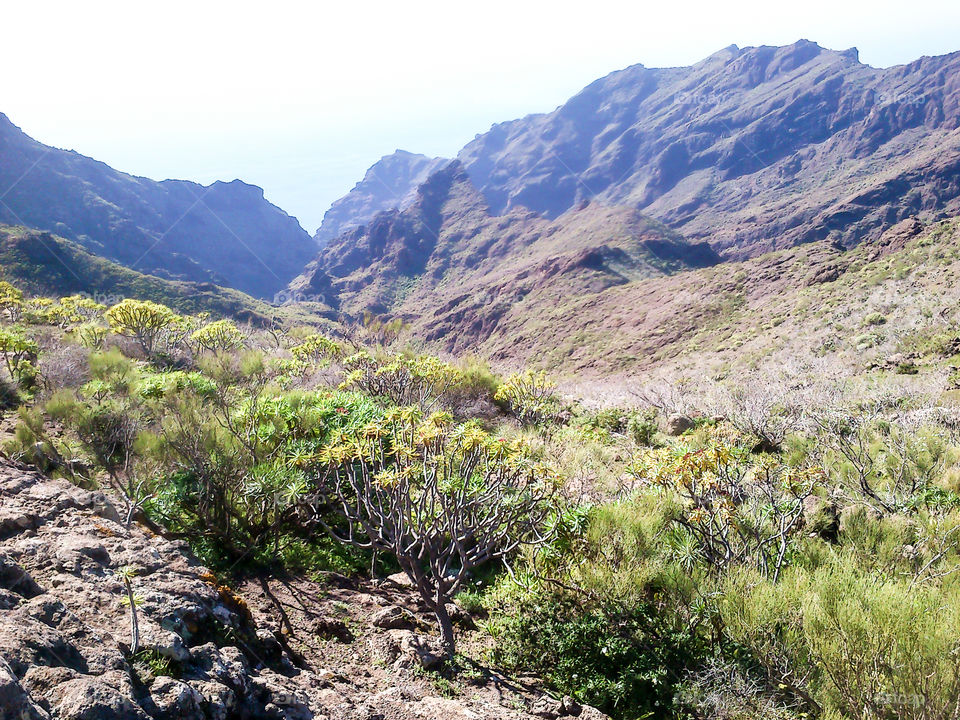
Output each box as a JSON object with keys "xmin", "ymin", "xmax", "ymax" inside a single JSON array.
[{"xmin": 0, "ymin": 462, "xmax": 609, "ymax": 720}]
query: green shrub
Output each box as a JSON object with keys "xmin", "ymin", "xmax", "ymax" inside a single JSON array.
[
  {"xmin": 340, "ymin": 351, "xmax": 462, "ymax": 411},
  {"xmin": 488, "ymin": 583, "xmax": 703, "ymax": 718},
  {"xmin": 443, "ymin": 356, "xmax": 501, "ymax": 419},
  {"xmin": 190, "ymin": 319, "xmax": 244, "ymax": 353},
  {"xmin": 720, "ymin": 562, "xmax": 960, "ymax": 719},
  {"xmin": 0, "ymin": 324, "xmax": 39, "ymax": 385},
  {"xmin": 494, "ymin": 369, "xmax": 560, "ymax": 424},
  {"xmin": 105, "ymin": 299, "xmax": 182, "ymax": 355},
  {"xmin": 626, "ymin": 410, "xmax": 658, "ymax": 446},
  {"xmin": 803, "ymin": 566, "xmax": 960, "ymax": 718}
]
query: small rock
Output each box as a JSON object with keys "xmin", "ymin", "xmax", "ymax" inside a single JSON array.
[
  {"xmin": 531, "ymin": 695, "xmax": 564, "ymax": 719},
  {"xmin": 395, "ymin": 633, "xmax": 443, "ymax": 671},
  {"xmin": 255, "ymin": 628, "xmax": 284, "ymax": 662},
  {"xmin": 141, "ymin": 628, "xmax": 190, "ymax": 663},
  {"xmin": 149, "ymin": 677, "xmax": 204, "ymax": 720},
  {"xmin": 188, "ymin": 680, "xmax": 236, "ymax": 720},
  {"xmin": 312, "ymin": 668, "xmax": 341, "ymax": 687},
  {"xmin": 54, "ymin": 535, "xmax": 111, "ymax": 573},
  {"xmin": 665, "ymin": 413, "xmax": 695, "ymax": 435},
  {"xmin": 384, "ymin": 572, "xmax": 414, "ymax": 588},
  {"xmin": 371, "ymin": 605, "xmax": 418, "ymax": 630},
  {"xmin": 251, "ymin": 671, "xmax": 312, "ymax": 720},
  {"xmin": 562, "ymin": 695, "xmax": 582, "ymax": 715},
  {"xmin": 577, "ymin": 705, "xmax": 611, "ymax": 719},
  {"xmin": 49, "ymin": 678, "xmax": 150, "ymax": 720},
  {"xmin": 368, "ymin": 634, "xmax": 401, "ymax": 665},
  {"xmin": 211, "ymin": 603, "xmax": 235, "ymax": 627},
  {"xmin": 0, "ymin": 556, "xmax": 43, "ymax": 598}
]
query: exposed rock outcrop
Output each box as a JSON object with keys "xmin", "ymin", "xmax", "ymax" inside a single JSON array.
[{"xmin": 0, "ymin": 463, "xmax": 609, "ymax": 720}]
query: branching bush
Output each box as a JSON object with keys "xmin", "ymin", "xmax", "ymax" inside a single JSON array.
[
  {"xmin": 149, "ymin": 350, "xmax": 380, "ymax": 562},
  {"xmin": 710, "ymin": 379, "xmax": 804, "ymax": 452},
  {"xmin": 14, "ymin": 278, "xmax": 960, "ymax": 720},
  {"xmin": 0, "ymin": 280, "xmax": 24, "ymax": 322},
  {"xmin": 495, "ymin": 369, "xmax": 559, "ymax": 424},
  {"xmin": 628, "ymin": 431, "xmax": 822, "ymax": 580},
  {"xmin": 809, "ymin": 403, "xmax": 956, "ymax": 513},
  {"xmin": 290, "ymin": 333, "xmax": 343, "ymax": 364},
  {"xmin": 48, "ymin": 390, "xmax": 148, "ymax": 524},
  {"xmin": 105, "ymin": 299, "xmax": 181, "ymax": 355},
  {"xmin": 720, "ymin": 564, "xmax": 960, "ymax": 719},
  {"xmin": 0, "ymin": 325, "xmax": 39, "ymax": 387},
  {"xmin": 309, "ymin": 407, "xmax": 559, "ymax": 657},
  {"xmin": 74, "ymin": 323, "xmax": 107, "ymax": 349},
  {"xmin": 190, "ymin": 319, "xmax": 245, "ymax": 354},
  {"xmin": 340, "ymin": 351, "xmax": 462, "ymax": 412},
  {"xmin": 37, "ymin": 343, "xmax": 91, "ymax": 395}
]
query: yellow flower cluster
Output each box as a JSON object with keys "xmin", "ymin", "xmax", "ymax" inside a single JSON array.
[{"xmin": 313, "ymin": 405, "xmax": 560, "ymax": 494}]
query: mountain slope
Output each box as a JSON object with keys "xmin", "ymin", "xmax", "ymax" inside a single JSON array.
[
  {"xmin": 319, "ymin": 42, "xmax": 960, "ymax": 262},
  {"xmin": 0, "ymin": 224, "xmax": 276, "ymax": 323},
  {"xmin": 0, "ymin": 113, "xmax": 318, "ymax": 299},
  {"xmin": 289, "ymin": 161, "xmax": 718, "ymax": 330},
  {"xmin": 314, "ymin": 150, "xmax": 449, "ymax": 245},
  {"xmin": 449, "ymin": 216, "xmax": 960, "ymax": 381},
  {"xmin": 0, "ymin": 463, "xmax": 608, "ymax": 720},
  {"xmin": 457, "ymin": 40, "xmax": 960, "ymax": 257}
]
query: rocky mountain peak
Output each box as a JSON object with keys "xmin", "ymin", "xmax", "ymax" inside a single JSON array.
[{"xmin": 313, "ymin": 150, "xmax": 450, "ymax": 245}]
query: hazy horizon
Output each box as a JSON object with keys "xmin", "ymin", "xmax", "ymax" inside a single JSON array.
[{"xmin": 5, "ymin": 0, "xmax": 960, "ymax": 233}]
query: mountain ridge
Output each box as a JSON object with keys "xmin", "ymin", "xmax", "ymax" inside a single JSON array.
[
  {"xmin": 289, "ymin": 160, "xmax": 720, "ymax": 334},
  {"xmin": 0, "ymin": 113, "xmax": 318, "ymax": 299},
  {"xmin": 317, "ymin": 40, "xmax": 960, "ymax": 265},
  {"xmin": 314, "ymin": 150, "xmax": 449, "ymax": 246}
]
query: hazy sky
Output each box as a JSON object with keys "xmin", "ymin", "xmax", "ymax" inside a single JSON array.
[{"xmin": 4, "ymin": 1, "xmax": 960, "ymax": 233}]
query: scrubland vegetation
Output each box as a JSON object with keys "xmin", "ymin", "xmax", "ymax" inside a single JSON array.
[{"xmin": 2, "ymin": 279, "xmax": 960, "ymax": 719}]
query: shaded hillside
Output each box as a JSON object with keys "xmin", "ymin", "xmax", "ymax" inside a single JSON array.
[
  {"xmin": 314, "ymin": 150, "xmax": 449, "ymax": 245},
  {"xmin": 0, "ymin": 225, "xmax": 275, "ymax": 323},
  {"xmin": 0, "ymin": 113, "xmax": 317, "ymax": 298},
  {"xmin": 289, "ymin": 161, "xmax": 719, "ymax": 320}
]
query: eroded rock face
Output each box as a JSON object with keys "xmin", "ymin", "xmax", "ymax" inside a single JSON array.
[
  {"xmin": 0, "ymin": 463, "xmax": 610, "ymax": 720},
  {"xmin": 456, "ymin": 41, "xmax": 960, "ymax": 257},
  {"xmin": 0, "ymin": 464, "xmax": 285, "ymax": 719}
]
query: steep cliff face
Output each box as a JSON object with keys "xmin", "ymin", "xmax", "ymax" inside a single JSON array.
[
  {"xmin": 313, "ymin": 150, "xmax": 450, "ymax": 246},
  {"xmin": 318, "ymin": 42, "xmax": 960, "ymax": 264},
  {"xmin": 287, "ymin": 42, "xmax": 960, "ymax": 366},
  {"xmin": 289, "ymin": 160, "xmax": 719, "ymax": 348},
  {"xmin": 456, "ymin": 40, "xmax": 960, "ymax": 257},
  {"xmin": 0, "ymin": 114, "xmax": 318, "ymax": 299}
]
